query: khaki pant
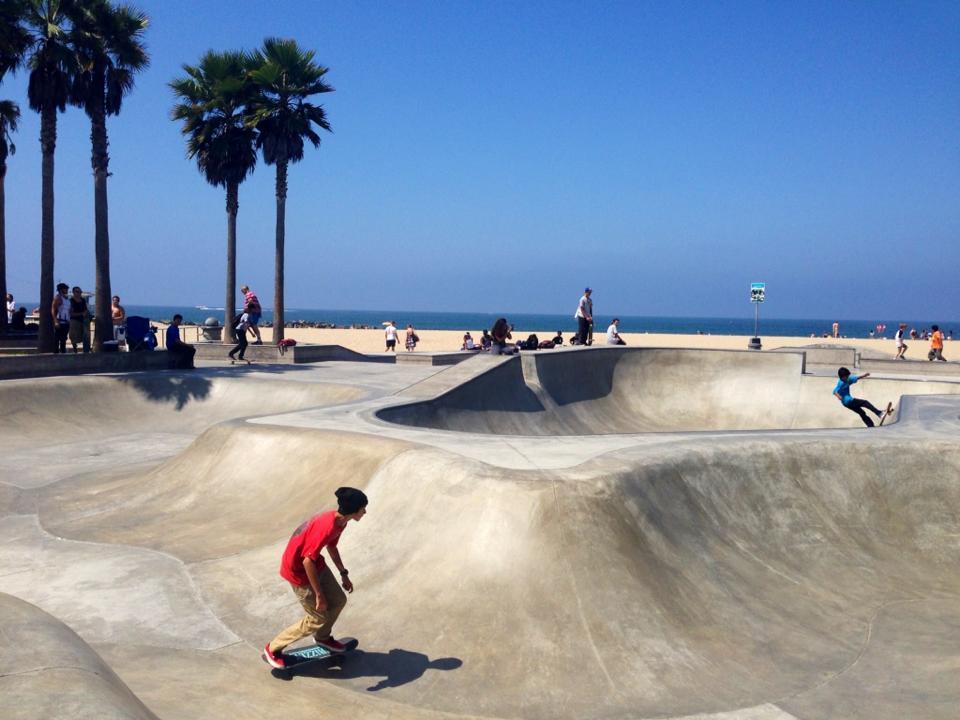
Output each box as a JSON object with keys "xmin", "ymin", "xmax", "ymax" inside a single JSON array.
[{"xmin": 268, "ymin": 566, "xmax": 347, "ymax": 653}]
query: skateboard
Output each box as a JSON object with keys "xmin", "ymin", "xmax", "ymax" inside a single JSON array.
[
  {"xmin": 878, "ymin": 402, "xmax": 895, "ymax": 426},
  {"xmin": 264, "ymin": 637, "xmax": 358, "ymax": 678}
]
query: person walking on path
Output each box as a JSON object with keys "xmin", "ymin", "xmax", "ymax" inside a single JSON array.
[
  {"xmin": 928, "ymin": 325, "xmax": 946, "ymax": 361},
  {"xmin": 228, "ymin": 310, "xmax": 250, "ymax": 364},
  {"xmin": 51, "ymin": 284, "xmax": 71, "ymax": 353},
  {"xmin": 68, "ymin": 287, "xmax": 91, "ymax": 353},
  {"xmin": 834, "ymin": 367, "xmax": 886, "ymax": 427},
  {"xmin": 894, "ymin": 323, "xmax": 908, "ymax": 360},
  {"xmin": 384, "ymin": 321, "xmax": 398, "ymax": 352},
  {"xmin": 239, "ymin": 285, "xmax": 263, "ymax": 345},
  {"xmin": 262, "ymin": 487, "xmax": 368, "ymax": 670},
  {"xmin": 165, "ymin": 314, "xmax": 196, "ymax": 369},
  {"xmin": 575, "ymin": 287, "xmax": 593, "ymax": 346}
]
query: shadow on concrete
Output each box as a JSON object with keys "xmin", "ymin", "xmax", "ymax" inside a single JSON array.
[
  {"xmin": 118, "ymin": 373, "xmax": 213, "ymax": 410},
  {"xmin": 291, "ymin": 647, "xmax": 463, "ymax": 691}
]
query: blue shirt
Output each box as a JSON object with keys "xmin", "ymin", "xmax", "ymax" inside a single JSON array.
[
  {"xmin": 166, "ymin": 324, "xmax": 181, "ymax": 349},
  {"xmin": 833, "ymin": 375, "xmax": 859, "ymax": 405}
]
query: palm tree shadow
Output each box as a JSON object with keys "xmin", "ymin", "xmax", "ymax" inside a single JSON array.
[
  {"xmin": 296, "ymin": 647, "xmax": 463, "ymax": 691},
  {"xmin": 117, "ymin": 373, "xmax": 213, "ymax": 410}
]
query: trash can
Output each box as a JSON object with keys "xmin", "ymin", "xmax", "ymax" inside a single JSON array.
[{"xmin": 199, "ymin": 317, "xmax": 223, "ymax": 343}]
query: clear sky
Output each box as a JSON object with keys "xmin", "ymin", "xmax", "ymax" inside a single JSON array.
[{"xmin": 2, "ymin": 0, "xmax": 959, "ymax": 319}]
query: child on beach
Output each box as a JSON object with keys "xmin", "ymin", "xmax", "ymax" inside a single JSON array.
[
  {"xmin": 833, "ymin": 367, "xmax": 886, "ymax": 427},
  {"xmin": 263, "ymin": 487, "xmax": 368, "ymax": 670},
  {"xmin": 894, "ymin": 323, "xmax": 908, "ymax": 359}
]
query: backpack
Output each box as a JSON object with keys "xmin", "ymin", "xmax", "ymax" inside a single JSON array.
[{"xmin": 526, "ymin": 334, "xmax": 539, "ymax": 349}]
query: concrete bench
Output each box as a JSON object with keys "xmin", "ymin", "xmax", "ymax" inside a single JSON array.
[{"xmin": 0, "ymin": 351, "xmax": 172, "ymax": 380}]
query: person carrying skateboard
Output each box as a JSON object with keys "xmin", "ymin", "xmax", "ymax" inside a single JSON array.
[
  {"xmin": 263, "ymin": 487, "xmax": 368, "ymax": 670},
  {"xmin": 833, "ymin": 367, "xmax": 887, "ymax": 427}
]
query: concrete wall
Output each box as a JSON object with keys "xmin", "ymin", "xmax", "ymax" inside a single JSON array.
[{"xmin": 0, "ymin": 351, "xmax": 171, "ymax": 380}]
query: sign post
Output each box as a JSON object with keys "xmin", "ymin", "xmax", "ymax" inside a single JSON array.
[{"xmin": 748, "ymin": 282, "xmax": 765, "ymax": 350}]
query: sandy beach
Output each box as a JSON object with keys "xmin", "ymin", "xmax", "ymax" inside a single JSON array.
[{"xmin": 170, "ymin": 323, "xmax": 922, "ymax": 358}]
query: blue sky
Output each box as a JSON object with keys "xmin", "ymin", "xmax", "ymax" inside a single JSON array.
[{"xmin": 3, "ymin": 0, "xmax": 959, "ymax": 319}]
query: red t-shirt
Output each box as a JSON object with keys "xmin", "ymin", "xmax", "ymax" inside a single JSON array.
[{"xmin": 279, "ymin": 511, "xmax": 344, "ymax": 586}]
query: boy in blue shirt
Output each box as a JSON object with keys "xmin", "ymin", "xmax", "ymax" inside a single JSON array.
[{"xmin": 833, "ymin": 367, "xmax": 885, "ymax": 427}]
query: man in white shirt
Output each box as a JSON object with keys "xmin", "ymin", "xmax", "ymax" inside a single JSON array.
[
  {"xmin": 384, "ymin": 321, "xmax": 398, "ymax": 352},
  {"xmin": 606, "ymin": 318, "xmax": 625, "ymax": 345},
  {"xmin": 574, "ymin": 287, "xmax": 593, "ymax": 346},
  {"xmin": 5, "ymin": 293, "xmax": 14, "ymax": 324}
]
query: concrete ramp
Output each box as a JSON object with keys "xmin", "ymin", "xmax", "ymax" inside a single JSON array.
[
  {"xmin": 0, "ymin": 593, "xmax": 159, "ymax": 720},
  {"xmin": 378, "ymin": 348, "xmax": 960, "ymax": 434}
]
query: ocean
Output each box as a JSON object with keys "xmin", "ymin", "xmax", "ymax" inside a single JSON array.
[{"xmin": 99, "ymin": 305, "xmax": 956, "ymax": 340}]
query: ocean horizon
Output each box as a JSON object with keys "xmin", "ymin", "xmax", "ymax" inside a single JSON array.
[{"xmin": 27, "ymin": 303, "xmax": 953, "ymax": 340}]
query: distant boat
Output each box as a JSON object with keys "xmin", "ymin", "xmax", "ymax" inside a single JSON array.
[{"xmin": 195, "ymin": 305, "xmax": 225, "ymax": 311}]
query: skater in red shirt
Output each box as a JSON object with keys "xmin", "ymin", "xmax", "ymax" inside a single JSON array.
[{"xmin": 262, "ymin": 487, "xmax": 368, "ymax": 669}]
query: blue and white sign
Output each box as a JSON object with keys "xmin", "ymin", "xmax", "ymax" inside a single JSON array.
[{"xmin": 750, "ymin": 282, "xmax": 766, "ymax": 303}]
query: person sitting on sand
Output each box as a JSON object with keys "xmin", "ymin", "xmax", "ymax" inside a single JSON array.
[
  {"xmin": 462, "ymin": 332, "xmax": 478, "ymax": 351},
  {"xmin": 606, "ymin": 318, "xmax": 626, "ymax": 345},
  {"xmin": 490, "ymin": 318, "xmax": 515, "ymax": 355},
  {"xmin": 480, "ymin": 329, "xmax": 492, "ymax": 351},
  {"xmin": 552, "ymin": 331, "xmax": 563, "ymax": 346},
  {"xmin": 262, "ymin": 487, "xmax": 368, "ymax": 670},
  {"xmin": 834, "ymin": 367, "xmax": 886, "ymax": 428}
]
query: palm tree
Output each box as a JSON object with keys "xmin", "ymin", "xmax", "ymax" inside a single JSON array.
[
  {"xmin": 170, "ymin": 51, "xmax": 257, "ymax": 335},
  {"xmin": 0, "ymin": 101, "xmax": 20, "ymax": 334},
  {"xmin": 19, "ymin": 0, "xmax": 75, "ymax": 352},
  {"xmin": 69, "ymin": 0, "xmax": 148, "ymax": 350},
  {"xmin": 247, "ymin": 38, "xmax": 333, "ymax": 343}
]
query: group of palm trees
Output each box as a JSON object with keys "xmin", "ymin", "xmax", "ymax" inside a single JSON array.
[
  {"xmin": 170, "ymin": 38, "xmax": 333, "ymax": 342},
  {"xmin": 0, "ymin": 0, "xmax": 333, "ymax": 350}
]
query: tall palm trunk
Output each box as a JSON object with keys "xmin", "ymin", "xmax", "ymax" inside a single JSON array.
[
  {"xmin": 0, "ymin": 160, "xmax": 7, "ymax": 334},
  {"xmin": 38, "ymin": 105, "xmax": 56, "ymax": 352},
  {"xmin": 272, "ymin": 157, "xmax": 287, "ymax": 344},
  {"xmin": 225, "ymin": 181, "xmax": 238, "ymax": 338},
  {"xmin": 91, "ymin": 92, "xmax": 111, "ymax": 352}
]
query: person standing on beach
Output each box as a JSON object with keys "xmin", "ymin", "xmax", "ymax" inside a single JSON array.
[
  {"xmin": 405, "ymin": 324, "xmax": 419, "ymax": 351},
  {"xmin": 51, "ymin": 284, "xmax": 71, "ymax": 353},
  {"xmin": 384, "ymin": 321, "xmax": 398, "ymax": 351},
  {"xmin": 262, "ymin": 487, "xmax": 368, "ymax": 670},
  {"xmin": 928, "ymin": 325, "xmax": 946, "ymax": 361},
  {"xmin": 111, "ymin": 295, "xmax": 126, "ymax": 342},
  {"xmin": 834, "ymin": 367, "xmax": 886, "ymax": 427},
  {"xmin": 240, "ymin": 285, "xmax": 263, "ymax": 345},
  {"xmin": 575, "ymin": 287, "xmax": 593, "ymax": 346},
  {"xmin": 68, "ymin": 287, "xmax": 90, "ymax": 353},
  {"xmin": 5, "ymin": 293, "xmax": 14, "ymax": 324},
  {"xmin": 832, "ymin": 321, "xmax": 840, "ymax": 339},
  {"xmin": 894, "ymin": 323, "xmax": 908, "ymax": 360}
]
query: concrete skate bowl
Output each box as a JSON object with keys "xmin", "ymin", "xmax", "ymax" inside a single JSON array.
[
  {"xmin": 377, "ymin": 347, "xmax": 960, "ymax": 434},
  {"xmin": 19, "ymin": 428, "xmax": 960, "ymax": 720}
]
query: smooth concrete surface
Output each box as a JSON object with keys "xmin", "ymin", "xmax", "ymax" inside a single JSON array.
[{"xmin": 2, "ymin": 350, "xmax": 960, "ymax": 719}]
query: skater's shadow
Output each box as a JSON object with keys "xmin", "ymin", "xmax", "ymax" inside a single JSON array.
[{"xmin": 295, "ymin": 647, "xmax": 462, "ymax": 691}]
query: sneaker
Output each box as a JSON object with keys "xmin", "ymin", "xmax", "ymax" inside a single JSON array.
[
  {"xmin": 263, "ymin": 643, "xmax": 286, "ymax": 669},
  {"xmin": 316, "ymin": 636, "xmax": 346, "ymax": 653},
  {"xmin": 253, "ymin": 340, "xmax": 263, "ymax": 345}
]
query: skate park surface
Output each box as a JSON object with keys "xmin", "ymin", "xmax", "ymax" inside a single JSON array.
[{"xmin": 3, "ymin": 346, "xmax": 960, "ymax": 720}]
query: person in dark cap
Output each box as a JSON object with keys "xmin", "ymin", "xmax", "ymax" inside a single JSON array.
[
  {"xmin": 263, "ymin": 487, "xmax": 369, "ymax": 670},
  {"xmin": 575, "ymin": 287, "xmax": 593, "ymax": 346}
]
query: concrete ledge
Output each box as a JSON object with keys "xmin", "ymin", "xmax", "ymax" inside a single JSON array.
[
  {"xmin": 394, "ymin": 351, "xmax": 478, "ymax": 366},
  {"xmin": 774, "ymin": 346, "xmax": 858, "ymax": 366},
  {"xmin": 0, "ymin": 334, "xmax": 38, "ymax": 348},
  {"xmin": 0, "ymin": 351, "xmax": 171, "ymax": 380},
  {"xmin": 860, "ymin": 357, "xmax": 960, "ymax": 376},
  {"xmin": 193, "ymin": 342, "xmax": 388, "ymax": 364}
]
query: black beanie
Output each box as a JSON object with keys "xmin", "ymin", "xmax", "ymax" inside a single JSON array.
[{"xmin": 336, "ymin": 487, "xmax": 368, "ymax": 515}]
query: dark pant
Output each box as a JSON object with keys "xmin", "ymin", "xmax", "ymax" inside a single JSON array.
[
  {"xmin": 229, "ymin": 332, "xmax": 248, "ymax": 360},
  {"xmin": 577, "ymin": 316, "xmax": 590, "ymax": 346},
  {"xmin": 54, "ymin": 321, "xmax": 69, "ymax": 353},
  {"xmin": 845, "ymin": 398, "xmax": 883, "ymax": 427},
  {"xmin": 168, "ymin": 344, "xmax": 196, "ymax": 369}
]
